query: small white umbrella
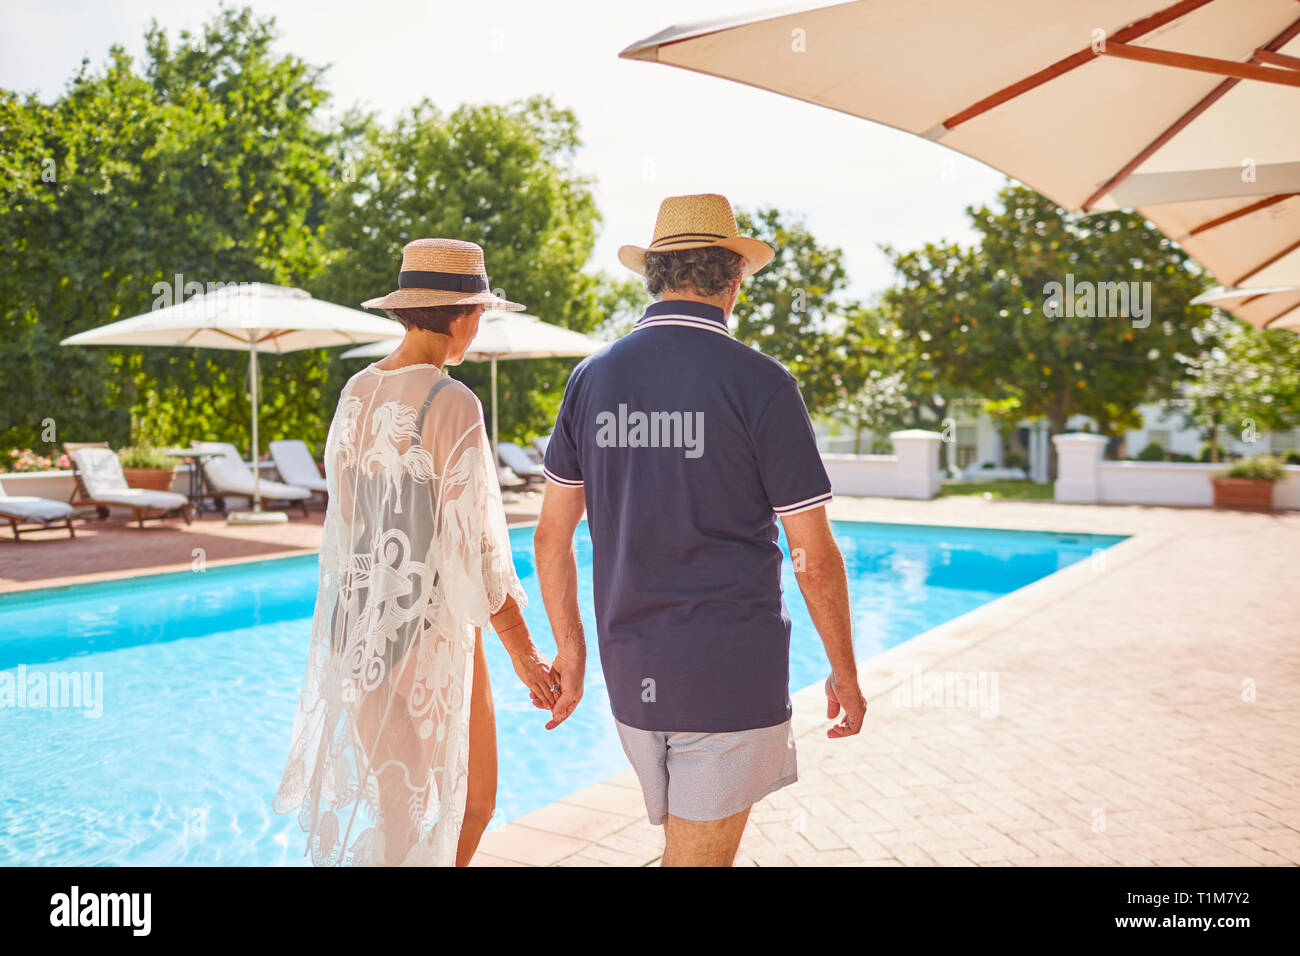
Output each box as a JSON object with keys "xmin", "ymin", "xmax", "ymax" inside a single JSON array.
[
  {"xmin": 621, "ymin": 0, "xmax": 1300, "ymax": 287},
  {"xmin": 341, "ymin": 310, "xmax": 604, "ymax": 457},
  {"xmin": 61, "ymin": 283, "xmax": 403, "ymax": 524},
  {"xmin": 1192, "ymin": 284, "xmax": 1300, "ymax": 332}
]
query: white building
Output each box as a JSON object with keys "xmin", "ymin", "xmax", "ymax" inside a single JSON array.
[{"xmin": 817, "ymin": 402, "xmax": 1300, "ymax": 484}]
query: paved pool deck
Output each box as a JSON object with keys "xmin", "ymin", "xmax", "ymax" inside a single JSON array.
[{"xmin": 3, "ymin": 493, "xmax": 1297, "ymax": 866}]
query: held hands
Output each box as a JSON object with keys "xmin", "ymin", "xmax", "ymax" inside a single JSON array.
[
  {"xmin": 825, "ymin": 672, "xmax": 867, "ymax": 739},
  {"xmin": 510, "ymin": 644, "xmax": 558, "ymax": 711},
  {"xmin": 527, "ymin": 649, "xmax": 585, "ymax": 730}
]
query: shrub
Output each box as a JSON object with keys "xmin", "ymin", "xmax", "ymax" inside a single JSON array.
[
  {"xmin": 1223, "ymin": 455, "xmax": 1286, "ymax": 482},
  {"xmin": 1136, "ymin": 442, "xmax": 1166, "ymax": 461},
  {"xmin": 1285, "ymin": 450, "xmax": 1300, "ymax": 466},
  {"xmin": 116, "ymin": 446, "xmax": 180, "ymax": 470},
  {"xmin": 1002, "ymin": 451, "xmax": 1027, "ymax": 470}
]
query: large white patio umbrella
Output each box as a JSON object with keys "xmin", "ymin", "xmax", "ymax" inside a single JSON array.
[
  {"xmin": 1192, "ymin": 284, "xmax": 1300, "ymax": 332},
  {"xmin": 61, "ymin": 283, "xmax": 403, "ymax": 524},
  {"xmin": 340, "ymin": 310, "xmax": 604, "ymax": 456},
  {"xmin": 621, "ymin": 0, "xmax": 1300, "ymax": 287}
]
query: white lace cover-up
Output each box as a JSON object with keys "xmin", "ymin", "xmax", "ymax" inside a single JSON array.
[{"xmin": 274, "ymin": 363, "xmax": 526, "ymax": 866}]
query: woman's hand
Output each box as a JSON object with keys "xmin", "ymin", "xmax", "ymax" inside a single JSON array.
[
  {"xmin": 510, "ymin": 644, "xmax": 557, "ymax": 710},
  {"xmin": 539, "ymin": 649, "xmax": 585, "ymax": 730}
]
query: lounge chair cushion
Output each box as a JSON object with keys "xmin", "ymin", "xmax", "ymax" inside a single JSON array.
[
  {"xmin": 268, "ymin": 439, "xmax": 328, "ymax": 493},
  {"xmin": 194, "ymin": 442, "xmax": 312, "ymax": 501},
  {"xmin": 86, "ymin": 488, "xmax": 190, "ymax": 510},
  {"xmin": 72, "ymin": 447, "xmax": 134, "ymax": 499},
  {"xmin": 0, "ymin": 495, "xmax": 74, "ymax": 523}
]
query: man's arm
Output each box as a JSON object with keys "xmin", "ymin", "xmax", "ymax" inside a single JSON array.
[
  {"xmin": 533, "ymin": 481, "xmax": 588, "ymax": 730},
  {"xmin": 780, "ymin": 506, "xmax": 867, "ymax": 738}
]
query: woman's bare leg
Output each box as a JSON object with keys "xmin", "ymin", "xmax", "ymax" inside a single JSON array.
[{"xmin": 455, "ymin": 628, "xmax": 497, "ymax": 866}]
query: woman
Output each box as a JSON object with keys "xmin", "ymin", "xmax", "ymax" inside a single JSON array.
[{"xmin": 275, "ymin": 238, "xmax": 558, "ymax": 866}]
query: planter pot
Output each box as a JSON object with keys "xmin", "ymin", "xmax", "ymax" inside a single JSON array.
[
  {"xmin": 1211, "ymin": 477, "xmax": 1274, "ymax": 512},
  {"xmin": 122, "ymin": 466, "xmax": 178, "ymax": 493}
]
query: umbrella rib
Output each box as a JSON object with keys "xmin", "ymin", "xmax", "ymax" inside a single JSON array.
[
  {"xmin": 1233, "ymin": 236, "xmax": 1300, "ymax": 286},
  {"xmin": 1098, "ymin": 41, "xmax": 1300, "ymax": 89},
  {"xmin": 1186, "ymin": 194, "xmax": 1298, "ymax": 237},
  {"xmin": 1081, "ymin": 16, "xmax": 1300, "ymax": 211},
  {"xmin": 207, "ymin": 327, "xmax": 252, "ymax": 345},
  {"xmin": 1252, "ymin": 49, "xmax": 1300, "ymax": 71},
  {"xmin": 939, "ymin": 0, "xmax": 1214, "ymax": 131},
  {"xmin": 1262, "ymin": 301, "xmax": 1298, "ymax": 329}
]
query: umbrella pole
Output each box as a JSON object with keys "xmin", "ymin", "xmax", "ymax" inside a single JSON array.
[
  {"xmin": 491, "ymin": 356, "xmax": 499, "ymax": 466},
  {"xmin": 249, "ymin": 340, "xmax": 261, "ymax": 512},
  {"xmin": 227, "ymin": 335, "xmax": 287, "ymax": 524}
]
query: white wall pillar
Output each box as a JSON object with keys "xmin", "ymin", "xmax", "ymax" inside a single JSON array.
[
  {"xmin": 1026, "ymin": 421, "xmax": 1046, "ymax": 484},
  {"xmin": 1053, "ymin": 433, "xmax": 1108, "ymax": 503},
  {"xmin": 889, "ymin": 429, "xmax": 943, "ymax": 499}
]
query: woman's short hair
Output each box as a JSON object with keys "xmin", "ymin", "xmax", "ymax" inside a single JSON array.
[
  {"xmin": 385, "ymin": 305, "xmax": 477, "ymax": 334},
  {"xmin": 643, "ymin": 247, "xmax": 744, "ymax": 298}
]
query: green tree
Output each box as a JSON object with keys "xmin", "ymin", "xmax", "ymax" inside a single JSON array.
[
  {"xmin": 1181, "ymin": 312, "xmax": 1300, "ymax": 461},
  {"xmin": 883, "ymin": 183, "xmax": 1213, "ymax": 474},
  {"xmin": 0, "ymin": 7, "xmax": 336, "ymax": 455},
  {"xmin": 734, "ymin": 207, "xmax": 864, "ymax": 415},
  {"xmin": 312, "ymin": 97, "xmax": 603, "ymax": 442}
]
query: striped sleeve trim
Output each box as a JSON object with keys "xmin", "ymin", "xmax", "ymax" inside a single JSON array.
[
  {"xmin": 543, "ymin": 465, "xmax": 584, "ymax": 488},
  {"xmin": 772, "ymin": 491, "xmax": 833, "ymax": 516}
]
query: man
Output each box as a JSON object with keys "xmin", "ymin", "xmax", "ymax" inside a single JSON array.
[{"xmin": 534, "ymin": 194, "xmax": 866, "ymax": 867}]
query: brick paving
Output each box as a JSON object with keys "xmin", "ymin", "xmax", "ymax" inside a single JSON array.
[{"xmin": 5, "ymin": 491, "xmax": 1297, "ymax": 866}]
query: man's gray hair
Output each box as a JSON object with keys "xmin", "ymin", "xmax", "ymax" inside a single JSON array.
[{"xmin": 643, "ymin": 247, "xmax": 744, "ymax": 298}]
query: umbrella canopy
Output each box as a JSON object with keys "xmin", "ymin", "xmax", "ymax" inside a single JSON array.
[
  {"xmin": 1192, "ymin": 284, "xmax": 1300, "ymax": 331},
  {"xmin": 621, "ymin": 0, "xmax": 1300, "ymax": 286},
  {"xmin": 340, "ymin": 310, "xmax": 605, "ymax": 458},
  {"xmin": 61, "ymin": 283, "xmax": 403, "ymax": 352},
  {"xmin": 61, "ymin": 283, "xmax": 403, "ymax": 522},
  {"xmin": 340, "ymin": 310, "xmax": 603, "ymax": 362}
]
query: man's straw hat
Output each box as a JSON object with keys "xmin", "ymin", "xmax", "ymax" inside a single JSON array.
[
  {"xmin": 618, "ymin": 193, "xmax": 775, "ymax": 279},
  {"xmin": 361, "ymin": 238, "xmax": 525, "ymax": 312}
]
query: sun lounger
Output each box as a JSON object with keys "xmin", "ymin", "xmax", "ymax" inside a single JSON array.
[
  {"xmin": 268, "ymin": 440, "xmax": 328, "ymax": 501},
  {"xmin": 497, "ymin": 441, "xmax": 546, "ymax": 485},
  {"xmin": 498, "ymin": 466, "xmax": 528, "ymax": 491},
  {"xmin": 193, "ymin": 441, "xmax": 312, "ymax": 516},
  {"xmin": 70, "ymin": 448, "xmax": 192, "ymax": 528},
  {"xmin": 0, "ymin": 476, "xmax": 77, "ymax": 540}
]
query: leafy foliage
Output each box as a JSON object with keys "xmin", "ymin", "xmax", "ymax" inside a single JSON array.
[
  {"xmin": 313, "ymin": 96, "xmax": 603, "ymax": 442},
  {"xmin": 0, "ymin": 8, "xmax": 337, "ymax": 454},
  {"xmin": 882, "ymin": 184, "xmax": 1214, "ymax": 449}
]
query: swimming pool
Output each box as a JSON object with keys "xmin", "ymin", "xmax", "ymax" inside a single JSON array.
[{"xmin": 0, "ymin": 520, "xmax": 1123, "ymax": 865}]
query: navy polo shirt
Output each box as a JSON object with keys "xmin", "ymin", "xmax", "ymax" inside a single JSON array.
[{"xmin": 543, "ymin": 300, "xmax": 832, "ymax": 732}]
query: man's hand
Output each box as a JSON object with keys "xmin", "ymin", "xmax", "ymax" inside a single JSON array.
[
  {"xmin": 825, "ymin": 672, "xmax": 867, "ymax": 738},
  {"xmin": 533, "ymin": 480, "xmax": 589, "ymax": 731}
]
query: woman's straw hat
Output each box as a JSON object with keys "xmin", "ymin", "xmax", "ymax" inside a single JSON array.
[
  {"xmin": 618, "ymin": 193, "xmax": 775, "ymax": 279},
  {"xmin": 361, "ymin": 238, "xmax": 526, "ymax": 312}
]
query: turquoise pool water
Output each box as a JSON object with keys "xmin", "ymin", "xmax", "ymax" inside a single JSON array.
[{"xmin": 0, "ymin": 521, "xmax": 1123, "ymax": 865}]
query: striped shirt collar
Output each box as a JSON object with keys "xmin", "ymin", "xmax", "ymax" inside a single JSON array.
[{"xmin": 634, "ymin": 299, "xmax": 732, "ymax": 337}]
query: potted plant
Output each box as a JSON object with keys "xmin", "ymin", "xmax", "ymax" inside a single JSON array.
[
  {"xmin": 1212, "ymin": 455, "xmax": 1285, "ymax": 512},
  {"xmin": 117, "ymin": 446, "xmax": 181, "ymax": 493}
]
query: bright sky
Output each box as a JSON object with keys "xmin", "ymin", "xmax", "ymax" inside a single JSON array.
[{"xmin": 1, "ymin": 0, "xmax": 1009, "ymax": 301}]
